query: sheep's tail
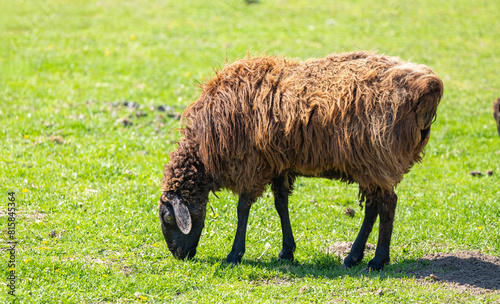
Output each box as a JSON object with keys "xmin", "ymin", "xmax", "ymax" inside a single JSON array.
[{"xmin": 493, "ymin": 98, "xmax": 500, "ymax": 137}]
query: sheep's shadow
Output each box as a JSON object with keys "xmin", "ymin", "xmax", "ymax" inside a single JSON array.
[
  {"xmin": 400, "ymin": 254, "xmax": 500, "ymax": 292},
  {"xmin": 195, "ymin": 253, "xmax": 500, "ymax": 292},
  {"xmin": 196, "ymin": 254, "xmax": 397, "ymax": 280}
]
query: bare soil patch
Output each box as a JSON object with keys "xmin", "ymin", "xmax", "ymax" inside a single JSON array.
[
  {"xmin": 404, "ymin": 251, "xmax": 500, "ymax": 295},
  {"xmin": 327, "ymin": 242, "xmax": 499, "ymax": 295},
  {"xmin": 325, "ymin": 241, "xmax": 375, "ymax": 258}
]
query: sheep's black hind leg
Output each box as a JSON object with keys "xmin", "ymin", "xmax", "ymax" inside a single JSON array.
[
  {"xmin": 343, "ymin": 200, "xmax": 378, "ymax": 268},
  {"xmin": 272, "ymin": 176, "xmax": 296, "ymax": 261},
  {"xmin": 227, "ymin": 195, "xmax": 254, "ymax": 264},
  {"xmin": 366, "ymin": 192, "xmax": 398, "ymax": 271}
]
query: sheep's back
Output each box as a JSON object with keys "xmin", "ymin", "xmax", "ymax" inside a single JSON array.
[{"xmin": 182, "ymin": 51, "xmax": 442, "ymax": 196}]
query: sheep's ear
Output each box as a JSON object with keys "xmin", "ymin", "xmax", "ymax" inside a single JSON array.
[{"xmin": 171, "ymin": 194, "xmax": 192, "ymax": 234}]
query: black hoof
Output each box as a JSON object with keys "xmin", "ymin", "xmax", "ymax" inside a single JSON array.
[
  {"xmin": 226, "ymin": 251, "xmax": 243, "ymax": 264},
  {"xmin": 343, "ymin": 253, "xmax": 363, "ymax": 268},
  {"xmin": 278, "ymin": 250, "xmax": 294, "ymax": 262},
  {"xmin": 366, "ymin": 257, "xmax": 389, "ymax": 271}
]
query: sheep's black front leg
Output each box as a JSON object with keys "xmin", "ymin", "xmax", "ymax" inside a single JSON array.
[
  {"xmin": 344, "ymin": 200, "xmax": 378, "ymax": 268},
  {"xmin": 227, "ymin": 195, "xmax": 253, "ymax": 264},
  {"xmin": 272, "ymin": 176, "xmax": 296, "ymax": 261},
  {"xmin": 366, "ymin": 192, "xmax": 397, "ymax": 271}
]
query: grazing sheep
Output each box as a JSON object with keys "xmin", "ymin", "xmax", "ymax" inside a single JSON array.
[{"xmin": 159, "ymin": 51, "xmax": 443, "ymax": 270}]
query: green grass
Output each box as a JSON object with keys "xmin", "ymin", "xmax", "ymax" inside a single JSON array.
[{"xmin": 1, "ymin": 0, "xmax": 500, "ymax": 302}]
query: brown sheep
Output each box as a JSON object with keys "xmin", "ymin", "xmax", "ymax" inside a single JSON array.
[
  {"xmin": 494, "ymin": 98, "xmax": 500, "ymax": 137},
  {"xmin": 159, "ymin": 51, "xmax": 443, "ymax": 270}
]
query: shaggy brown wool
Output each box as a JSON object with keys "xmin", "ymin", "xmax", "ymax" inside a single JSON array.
[
  {"xmin": 162, "ymin": 51, "xmax": 443, "ymax": 202},
  {"xmin": 162, "ymin": 139, "xmax": 211, "ymax": 205},
  {"xmin": 494, "ymin": 98, "xmax": 500, "ymax": 137}
]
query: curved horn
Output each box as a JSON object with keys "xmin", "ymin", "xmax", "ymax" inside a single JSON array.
[{"xmin": 170, "ymin": 194, "xmax": 192, "ymax": 234}]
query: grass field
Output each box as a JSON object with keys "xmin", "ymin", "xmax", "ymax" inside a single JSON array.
[{"xmin": 1, "ymin": 0, "xmax": 500, "ymax": 302}]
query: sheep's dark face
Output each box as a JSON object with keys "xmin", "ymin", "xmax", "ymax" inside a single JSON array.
[{"xmin": 159, "ymin": 192, "xmax": 206, "ymax": 260}]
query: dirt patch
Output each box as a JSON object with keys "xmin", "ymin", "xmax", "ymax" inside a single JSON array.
[
  {"xmin": 22, "ymin": 211, "xmax": 47, "ymax": 223},
  {"xmin": 326, "ymin": 243, "xmax": 499, "ymax": 294},
  {"xmin": 404, "ymin": 251, "xmax": 500, "ymax": 294},
  {"xmin": 120, "ymin": 265, "xmax": 138, "ymax": 277},
  {"xmin": 325, "ymin": 241, "xmax": 375, "ymax": 258},
  {"xmin": 48, "ymin": 229, "xmax": 66, "ymax": 239}
]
